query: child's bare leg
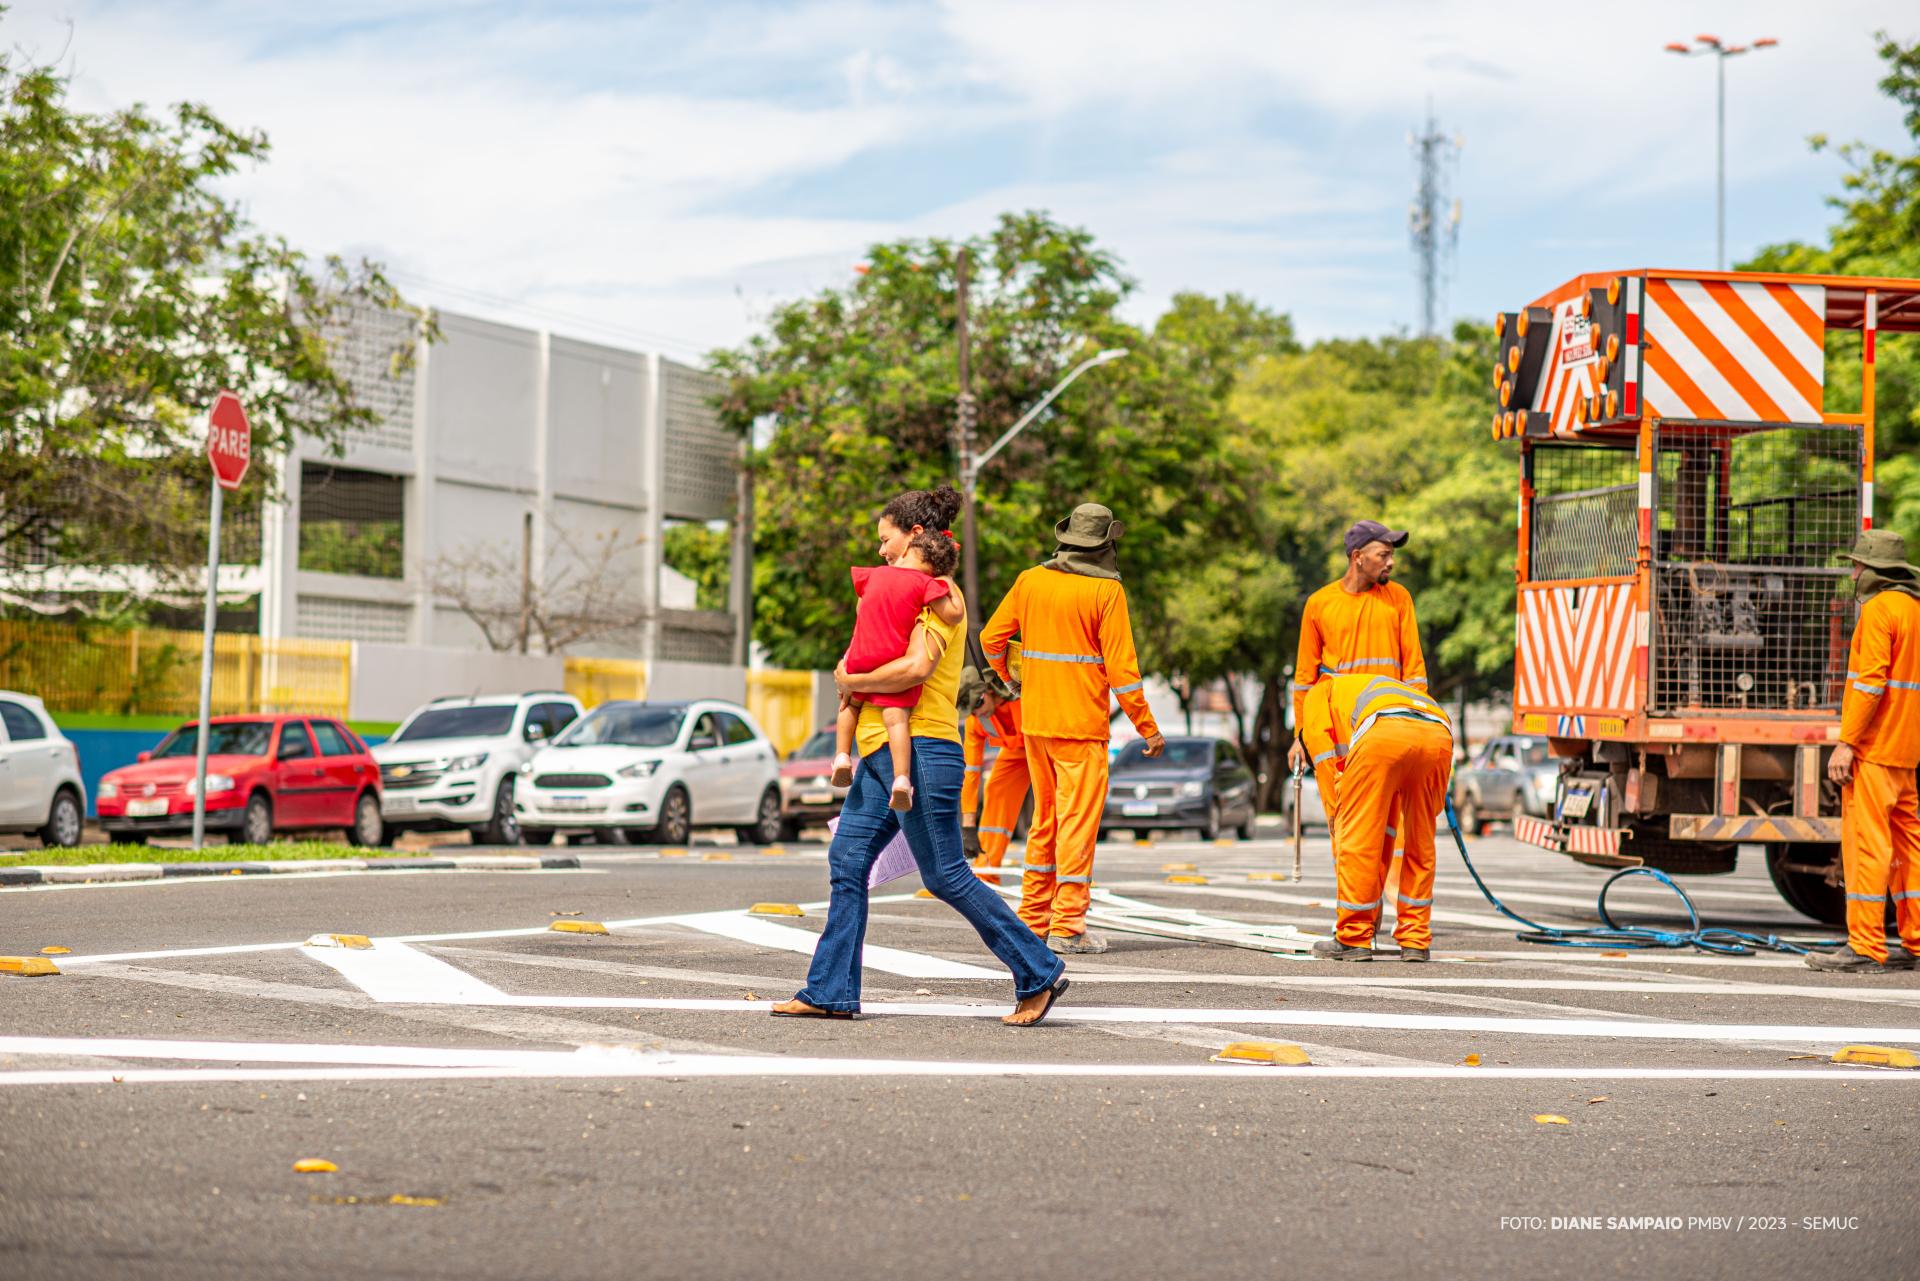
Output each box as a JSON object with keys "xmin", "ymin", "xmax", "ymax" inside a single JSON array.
[
  {"xmin": 830, "ymin": 695, "xmax": 859, "ymax": 788},
  {"xmin": 883, "ymin": 706, "xmax": 913, "ymax": 812}
]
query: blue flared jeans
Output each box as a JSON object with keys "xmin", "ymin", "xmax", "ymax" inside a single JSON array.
[{"xmin": 795, "ymin": 737, "xmax": 1064, "ymax": 1013}]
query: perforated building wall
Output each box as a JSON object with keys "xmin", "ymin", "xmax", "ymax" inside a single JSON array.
[{"xmin": 661, "ymin": 360, "xmax": 737, "ymax": 522}]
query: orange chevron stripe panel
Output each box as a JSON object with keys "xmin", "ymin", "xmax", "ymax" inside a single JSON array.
[
  {"xmin": 1642, "ymin": 278, "xmax": 1825, "ymax": 423},
  {"xmin": 1515, "ymin": 583, "xmax": 1638, "ymax": 715}
]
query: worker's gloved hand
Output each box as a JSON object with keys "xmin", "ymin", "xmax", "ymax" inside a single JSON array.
[{"xmin": 962, "ymin": 824, "xmax": 983, "ymax": 861}]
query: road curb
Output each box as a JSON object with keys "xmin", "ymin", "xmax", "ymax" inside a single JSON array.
[{"xmin": 0, "ymin": 854, "xmax": 579, "ymax": 886}]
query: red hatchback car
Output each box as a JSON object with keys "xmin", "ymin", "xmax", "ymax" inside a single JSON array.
[{"xmin": 97, "ymin": 715, "xmax": 384, "ymax": 846}]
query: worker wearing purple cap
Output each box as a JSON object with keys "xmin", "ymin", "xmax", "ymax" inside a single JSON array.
[{"xmin": 1289, "ymin": 521, "xmax": 1431, "ymax": 955}]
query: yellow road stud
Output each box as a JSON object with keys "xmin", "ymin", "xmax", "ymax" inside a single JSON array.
[
  {"xmin": 1213, "ymin": 839, "xmax": 1235, "ymax": 847},
  {"xmin": 40, "ymin": 946, "xmax": 71, "ymax": 955},
  {"xmin": 0, "ymin": 956, "xmax": 60, "ymax": 977},
  {"xmin": 749, "ymin": 903, "xmax": 805, "ymax": 917},
  {"xmin": 762, "ymin": 845, "xmax": 788, "ymax": 856},
  {"xmin": 292, "ymin": 1158, "xmax": 338, "ymax": 1173},
  {"xmin": 659, "ymin": 848, "xmax": 690, "ymax": 858},
  {"xmin": 1832, "ymin": 1045, "xmax": 1920, "ymax": 1069},
  {"xmin": 704, "ymin": 852, "xmax": 733, "ymax": 862},
  {"xmin": 1247, "ymin": 872, "xmax": 1287, "ymax": 881},
  {"xmin": 303, "ymin": 933, "xmax": 372, "ymax": 949},
  {"xmin": 1166, "ymin": 874, "xmax": 1209, "ymax": 885},
  {"xmin": 1212, "ymin": 1041, "xmax": 1311, "ymax": 1066},
  {"xmin": 549, "ymin": 920, "xmax": 609, "ymax": 936},
  {"xmin": 1161, "ymin": 862, "xmax": 1197, "ymax": 872}
]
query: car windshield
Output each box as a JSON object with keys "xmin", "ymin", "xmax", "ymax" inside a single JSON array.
[
  {"xmin": 152, "ymin": 722, "xmax": 273, "ymax": 758},
  {"xmin": 791, "ymin": 730, "xmax": 835, "ymax": 761},
  {"xmin": 556, "ymin": 706, "xmax": 685, "ymax": 748},
  {"xmin": 395, "ymin": 706, "xmax": 517, "ymax": 742},
  {"xmin": 1113, "ymin": 740, "xmax": 1212, "ymax": 771},
  {"xmin": 1521, "ymin": 742, "xmax": 1550, "ymax": 766}
]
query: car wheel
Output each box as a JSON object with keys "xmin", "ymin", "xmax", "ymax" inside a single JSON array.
[
  {"xmin": 1098, "ymin": 827, "xmax": 1112, "ymax": 843},
  {"xmin": 778, "ymin": 818, "xmax": 804, "ymax": 844},
  {"xmin": 735, "ymin": 788, "xmax": 782, "ymax": 846},
  {"xmin": 521, "ymin": 828, "xmax": 556, "ymax": 846},
  {"xmin": 1235, "ymin": 811, "xmax": 1256, "ymax": 841},
  {"xmin": 595, "ymin": 827, "xmax": 631, "ymax": 846},
  {"xmin": 1200, "ymin": 802, "xmax": 1221, "ymax": 842},
  {"xmin": 1454, "ymin": 793, "xmax": 1480, "ymax": 837},
  {"xmin": 1509, "ymin": 795, "xmax": 1527, "ymax": 829},
  {"xmin": 345, "ymin": 792, "xmax": 384, "ymax": 847},
  {"xmin": 39, "ymin": 788, "xmax": 83, "ymax": 848},
  {"xmin": 476, "ymin": 777, "xmax": 521, "ymax": 846},
  {"xmin": 241, "ymin": 793, "xmax": 274, "ymax": 846},
  {"xmin": 649, "ymin": 786, "xmax": 691, "ymax": 846}
]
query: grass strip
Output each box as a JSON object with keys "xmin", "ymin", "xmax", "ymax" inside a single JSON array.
[{"xmin": 2, "ymin": 842, "xmax": 407, "ymax": 866}]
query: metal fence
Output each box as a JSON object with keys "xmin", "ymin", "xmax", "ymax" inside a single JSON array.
[
  {"xmin": 1529, "ymin": 444, "xmax": 1639, "ymax": 582},
  {"xmin": 0, "ymin": 622, "xmax": 351, "ymax": 719}
]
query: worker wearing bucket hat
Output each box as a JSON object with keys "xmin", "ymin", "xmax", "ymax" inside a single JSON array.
[
  {"xmin": 981, "ymin": 503, "xmax": 1164, "ymax": 952},
  {"xmin": 961, "ymin": 662, "xmax": 1029, "ymax": 878},
  {"xmin": 1810, "ymin": 529, "xmax": 1920, "ymax": 974}
]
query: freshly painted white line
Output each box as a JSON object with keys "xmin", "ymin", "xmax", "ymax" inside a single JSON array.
[
  {"xmin": 0, "ymin": 1039, "xmax": 1912, "ymax": 1086},
  {"xmin": 664, "ymin": 909, "xmax": 999, "ymax": 979},
  {"xmin": 0, "ymin": 867, "xmax": 598, "ymax": 895},
  {"xmin": 307, "ymin": 941, "xmax": 512, "ymax": 1004}
]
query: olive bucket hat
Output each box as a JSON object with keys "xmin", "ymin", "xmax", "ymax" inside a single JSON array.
[
  {"xmin": 1839, "ymin": 529, "xmax": 1914, "ymax": 572},
  {"xmin": 1055, "ymin": 503, "xmax": 1124, "ymax": 548}
]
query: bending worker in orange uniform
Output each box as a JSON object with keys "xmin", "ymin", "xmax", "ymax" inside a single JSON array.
[
  {"xmin": 961, "ymin": 665, "xmax": 1028, "ymax": 877},
  {"xmin": 1298, "ymin": 672, "xmax": 1452, "ymax": 962},
  {"xmin": 1808, "ymin": 530, "xmax": 1920, "ymax": 975},
  {"xmin": 982, "ymin": 503, "xmax": 1164, "ymax": 954},
  {"xmin": 1289, "ymin": 520, "xmax": 1428, "ymax": 874}
]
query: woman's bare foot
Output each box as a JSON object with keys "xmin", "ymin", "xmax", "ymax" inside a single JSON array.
[
  {"xmin": 771, "ymin": 998, "xmax": 851, "ymax": 1018},
  {"xmin": 889, "ymin": 776, "xmax": 913, "ymax": 812},
  {"xmin": 829, "ymin": 754, "xmax": 854, "ymax": 788}
]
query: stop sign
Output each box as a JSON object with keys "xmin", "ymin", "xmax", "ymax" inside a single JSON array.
[{"xmin": 206, "ymin": 390, "xmax": 251, "ymax": 491}]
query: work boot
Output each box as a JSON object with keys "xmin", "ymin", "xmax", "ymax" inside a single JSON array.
[
  {"xmin": 1047, "ymin": 932, "xmax": 1108, "ymax": 955},
  {"xmin": 1880, "ymin": 946, "xmax": 1915, "ymax": 972},
  {"xmin": 1311, "ymin": 938, "xmax": 1372, "ymax": 962},
  {"xmin": 1804, "ymin": 946, "xmax": 1892, "ymax": 974},
  {"xmin": 1399, "ymin": 947, "xmax": 1430, "ymax": 963}
]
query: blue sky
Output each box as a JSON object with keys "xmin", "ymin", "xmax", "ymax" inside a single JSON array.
[{"xmin": 10, "ymin": 1, "xmax": 1916, "ymax": 360}]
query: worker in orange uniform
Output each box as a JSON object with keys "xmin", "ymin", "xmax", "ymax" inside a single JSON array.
[
  {"xmin": 1289, "ymin": 520, "xmax": 1428, "ymax": 881},
  {"xmin": 961, "ymin": 665, "xmax": 1028, "ymax": 878},
  {"xmin": 1297, "ymin": 672, "xmax": 1452, "ymax": 962},
  {"xmin": 981, "ymin": 503, "xmax": 1164, "ymax": 954},
  {"xmin": 1808, "ymin": 530, "xmax": 1920, "ymax": 974}
]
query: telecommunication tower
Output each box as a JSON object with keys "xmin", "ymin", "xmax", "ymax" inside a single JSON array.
[{"xmin": 1408, "ymin": 106, "xmax": 1462, "ymax": 337}]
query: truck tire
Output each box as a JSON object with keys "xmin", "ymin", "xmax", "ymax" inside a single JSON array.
[{"xmin": 1765, "ymin": 843, "xmax": 1846, "ymax": 927}]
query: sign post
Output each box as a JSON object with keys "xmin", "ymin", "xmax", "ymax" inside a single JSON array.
[{"xmin": 193, "ymin": 391, "xmax": 251, "ymax": 850}]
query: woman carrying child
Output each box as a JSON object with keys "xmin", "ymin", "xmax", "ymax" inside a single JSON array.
[{"xmin": 772, "ymin": 485, "xmax": 1070, "ymax": 1027}]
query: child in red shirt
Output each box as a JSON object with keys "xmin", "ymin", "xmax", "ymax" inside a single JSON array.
[{"xmin": 832, "ymin": 528, "xmax": 960, "ymax": 811}]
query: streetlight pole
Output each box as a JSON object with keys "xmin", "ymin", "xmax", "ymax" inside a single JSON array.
[
  {"xmin": 1665, "ymin": 33, "xmax": 1779, "ymax": 270},
  {"xmin": 958, "ymin": 347, "xmax": 1128, "ymax": 641}
]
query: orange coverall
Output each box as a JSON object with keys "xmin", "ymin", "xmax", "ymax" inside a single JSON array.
[
  {"xmin": 982, "ymin": 567, "xmax": 1160, "ymax": 939},
  {"xmin": 1299, "ymin": 674, "xmax": 1453, "ymax": 951},
  {"xmin": 963, "ymin": 697, "xmax": 1029, "ymax": 871},
  {"xmin": 1293, "ymin": 579, "xmax": 1428, "ymax": 866},
  {"xmin": 1837, "ymin": 588, "xmax": 1920, "ymax": 963}
]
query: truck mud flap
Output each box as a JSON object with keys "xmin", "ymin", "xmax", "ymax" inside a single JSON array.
[{"xmin": 1513, "ymin": 815, "xmax": 1641, "ymax": 866}]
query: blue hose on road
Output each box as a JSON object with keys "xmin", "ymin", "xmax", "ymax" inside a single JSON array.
[{"xmin": 1442, "ymin": 798, "xmax": 1812, "ymax": 957}]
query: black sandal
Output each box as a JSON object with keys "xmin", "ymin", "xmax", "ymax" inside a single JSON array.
[{"xmin": 1006, "ymin": 976, "xmax": 1070, "ymax": 1028}]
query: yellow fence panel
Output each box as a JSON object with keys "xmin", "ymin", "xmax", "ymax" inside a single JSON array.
[
  {"xmin": 748, "ymin": 670, "xmax": 818, "ymax": 758},
  {"xmin": 564, "ymin": 657, "xmax": 648, "ymax": 709},
  {"xmin": 0, "ymin": 622, "xmax": 349, "ymax": 719}
]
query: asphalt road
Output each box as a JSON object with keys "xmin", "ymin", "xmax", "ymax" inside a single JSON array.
[{"xmin": 3, "ymin": 827, "xmax": 1916, "ymax": 1280}]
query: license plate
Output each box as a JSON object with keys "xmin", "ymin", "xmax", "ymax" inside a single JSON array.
[
  {"xmin": 1122, "ymin": 802, "xmax": 1159, "ymax": 818},
  {"xmin": 545, "ymin": 796, "xmax": 603, "ymax": 812},
  {"xmin": 384, "ymin": 795, "xmax": 420, "ymax": 813},
  {"xmin": 1560, "ymin": 790, "xmax": 1592, "ymax": 819},
  {"xmin": 126, "ymin": 798, "xmax": 169, "ymax": 817},
  {"xmin": 801, "ymin": 791, "xmax": 833, "ymax": 805}
]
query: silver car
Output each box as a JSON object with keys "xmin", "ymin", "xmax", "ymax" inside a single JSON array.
[{"xmin": 1452, "ymin": 734, "xmax": 1557, "ymax": 835}]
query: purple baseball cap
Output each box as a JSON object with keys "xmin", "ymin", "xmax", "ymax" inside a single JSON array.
[{"xmin": 1344, "ymin": 520, "xmax": 1409, "ymax": 556}]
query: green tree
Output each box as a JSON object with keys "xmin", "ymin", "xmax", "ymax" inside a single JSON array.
[
  {"xmin": 662, "ymin": 522, "xmax": 732, "ymax": 612},
  {"xmin": 0, "ymin": 25, "xmax": 422, "ymax": 609},
  {"xmin": 1743, "ymin": 32, "xmax": 1920, "ymax": 549}
]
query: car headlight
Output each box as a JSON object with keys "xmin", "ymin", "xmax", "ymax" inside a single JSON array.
[
  {"xmin": 519, "ymin": 760, "xmax": 536, "ymax": 775},
  {"xmin": 1532, "ymin": 773, "xmax": 1556, "ymax": 797},
  {"xmin": 98, "ymin": 780, "xmax": 120, "ymax": 800},
  {"xmin": 618, "ymin": 760, "xmax": 661, "ymax": 779},
  {"xmin": 186, "ymin": 774, "xmax": 235, "ymax": 797},
  {"xmin": 448, "ymin": 753, "xmax": 489, "ymax": 772},
  {"xmin": 1178, "ymin": 780, "xmax": 1205, "ymax": 799}
]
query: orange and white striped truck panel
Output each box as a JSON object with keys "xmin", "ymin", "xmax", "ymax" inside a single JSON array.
[
  {"xmin": 1514, "ymin": 582, "xmax": 1640, "ymax": 716},
  {"xmin": 1640, "ymin": 278, "xmax": 1825, "ymax": 424}
]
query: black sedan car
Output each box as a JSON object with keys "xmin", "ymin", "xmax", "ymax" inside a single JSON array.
[{"xmin": 1099, "ymin": 736, "xmax": 1257, "ymax": 841}]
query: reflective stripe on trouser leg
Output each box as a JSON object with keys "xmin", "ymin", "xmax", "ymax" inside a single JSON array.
[
  {"xmin": 1840, "ymin": 760, "xmax": 1909, "ymax": 964},
  {"xmin": 1033, "ymin": 736, "xmax": 1109, "ymax": 937},
  {"xmin": 1018, "ymin": 737, "xmax": 1063, "ymax": 937},
  {"xmin": 1332, "ymin": 733, "xmax": 1395, "ymax": 948},
  {"xmin": 976, "ymin": 751, "xmax": 1030, "ymax": 869},
  {"xmin": 1386, "ymin": 719, "xmax": 1452, "ymax": 951}
]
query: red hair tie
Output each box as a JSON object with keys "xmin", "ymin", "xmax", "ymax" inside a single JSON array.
[{"xmin": 943, "ymin": 529, "xmax": 957, "ymax": 542}]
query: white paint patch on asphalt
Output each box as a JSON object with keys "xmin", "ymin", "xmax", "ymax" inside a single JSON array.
[
  {"xmin": 307, "ymin": 940, "xmax": 515, "ymax": 1004},
  {"xmin": 664, "ymin": 909, "xmax": 999, "ymax": 979}
]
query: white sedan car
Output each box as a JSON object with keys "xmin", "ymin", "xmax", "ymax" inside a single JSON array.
[
  {"xmin": 0, "ymin": 690, "xmax": 87, "ymax": 847},
  {"xmin": 515, "ymin": 699, "xmax": 783, "ymax": 846}
]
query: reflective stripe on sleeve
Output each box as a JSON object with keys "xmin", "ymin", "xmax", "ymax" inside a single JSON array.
[
  {"xmin": 1292, "ymin": 682, "xmax": 1315, "ymax": 692},
  {"xmin": 1112, "ymin": 679, "xmax": 1144, "ymax": 694},
  {"xmin": 1024, "ymin": 649, "xmax": 1103, "ymax": 664},
  {"xmin": 1335, "ymin": 657, "xmax": 1398, "ymax": 672},
  {"xmin": 1852, "ymin": 682, "xmax": 1885, "ymax": 696},
  {"xmin": 985, "ymin": 647, "xmax": 1007, "ymax": 659},
  {"xmin": 981, "ymin": 826, "xmax": 1013, "ymax": 837},
  {"xmin": 1312, "ymin": 748, "xmax": 1339, "ymax": 765},
  {"xmin": 1405, "ymin": 676, "xmax": 1427, "ymax": 686},
  {"xmin": 964, "ymin": 765, "xmax": 982, "ymax": 774},
  {"xmin": 1891, "ymin": 679, "xmax": 1920, "ymax": 691}
]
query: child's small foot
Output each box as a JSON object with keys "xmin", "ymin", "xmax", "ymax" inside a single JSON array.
[
  {"xmin": 829, "ymin": 754, "xmax": 854, "ymax": 788},
  {"xmin": 889, "ymin": 776, "xmax": 914, "ymax": 812}
]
